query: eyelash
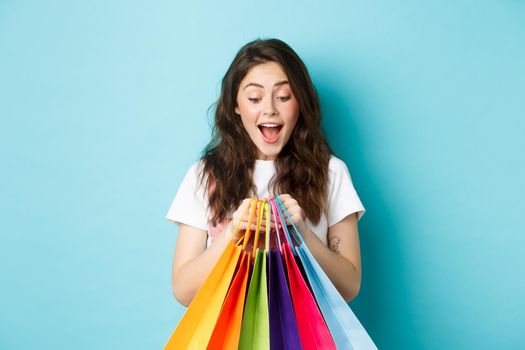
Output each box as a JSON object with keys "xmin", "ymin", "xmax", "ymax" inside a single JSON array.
[{"xmin": 248, "ymin": 96, "xmax": 291, "ymax": 103}]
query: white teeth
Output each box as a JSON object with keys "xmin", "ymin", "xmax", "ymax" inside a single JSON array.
[{"xmin": 259, "ymin": 123, "xmax": 281, "ymax": 127}]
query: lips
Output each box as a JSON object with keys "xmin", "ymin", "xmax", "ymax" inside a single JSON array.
[{"xmin": 257, "ymin": 123, "xmax": 283, "ymax": 144}]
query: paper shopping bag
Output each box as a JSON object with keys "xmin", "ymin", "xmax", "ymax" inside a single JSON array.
[
  {"xmin": 163, "ymin": 199, "xmax": 259, "ymax": 350},
  {"xmin": 275, "ymin": 197, "xmax": 378, "ymax": 350},
  {"xmin": 206, "ymin": 251, "xmax": 252, "ymax": 350}
]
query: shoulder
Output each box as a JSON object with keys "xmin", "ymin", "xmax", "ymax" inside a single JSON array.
[
  {"xmin": 328, "ymin": 155, "xmax": 351, "ymax": 176},
  {"xmin": 324, "ymin": 155, "xmax": 366, "ymax": 224},
  {"xmin": 177, "ymin": 159, "xmax": 208, "ymax": 193},
  {"xmin": 326, "ymin": 155, "xmax": 357, "ymax": 192},
  {"xmin": 165, "ymin": 159, "xmax": 210, "ymax": 230},
  {"xmin": 188, "ymin": 159, "xmax": 205, "ymax": 174},
  {"xmin": 183, "ymin": 159, "xmax": 206, "ymax": 180}
]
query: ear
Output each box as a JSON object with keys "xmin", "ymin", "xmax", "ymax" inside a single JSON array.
[{"xmin": 234, "ymin": 106, "xmax": 240, "ymax": 115}]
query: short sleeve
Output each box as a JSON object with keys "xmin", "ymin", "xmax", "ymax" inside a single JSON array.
[
  {"xmin": 165, "ymin": 161, "xmax": 209, "ymax": 230},
  {"xmin": 326, "ymin": 157, "xmax": 366, "ymax": 226}
]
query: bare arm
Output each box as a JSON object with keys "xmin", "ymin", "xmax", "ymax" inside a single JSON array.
[
  {"xmin": 277, "ymin": 194, "xmax": 362, "ymax": 301},
  {"xmin": 299, "ymin": 212, "xmax": 362, "ymax": 301},
  {"xmin": 171, "ymin": 223, "xmax": 232, "ymax": 306},
  {"xmin": 171, "ymin": 198, "xmax": 261, "ymax": 306}
]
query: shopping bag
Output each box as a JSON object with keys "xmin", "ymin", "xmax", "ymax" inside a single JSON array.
[
  {"xmin": 163, "ymin": 199, "xmax": 259, "ymax": 350},
  {"xmin": 275, "ymin": 197, "xmax": 378, "ymax": 350},
  {"xmin": 207, "ymin": 201, "xmax": 271, "ymax": 349},
  {"xmin": 269, "ymin": 199, "xmax": 337, "ymax": 350},
  {"xmin": 267, "ymin": 200, "xmax": 302, "ymax": 349},
  {"xmin": 238, "ymin": 201, "xmax": 270, "ymax": 350},
  {"xmin": 206, "ymin": 251, "xmax": 251, "ymax": 350}
]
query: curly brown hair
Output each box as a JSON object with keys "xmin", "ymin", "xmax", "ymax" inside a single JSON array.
[{"xmin": 200, "ymin": 38, "xmax": 333, "ymax": 225}]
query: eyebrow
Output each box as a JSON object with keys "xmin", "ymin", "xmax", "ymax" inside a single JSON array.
[{"xmin": 243, "ymin": 80, "xmax": 289, "ymax": 91}]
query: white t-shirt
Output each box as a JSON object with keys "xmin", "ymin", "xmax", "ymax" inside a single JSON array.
[{"xmin": 165, "ymin": 156, "xmax": 366, "ymax": 248}]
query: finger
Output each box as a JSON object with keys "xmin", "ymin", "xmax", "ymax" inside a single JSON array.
[
  {"xmin": 285, "ymin": 200, "xmax": 298, "ymax": 211},
  {"xmin": 236, "ymin": 223, "xmax": 259, "ymax": 232},
  {"xmin": 241, "ymin": 202, "xmax": 259, "ymax": 219},
  {"xmin": 278, "ymin": 194, "xmax": 291, "ymax": 204},
  {"xmin": 235, "ymin": 221, "xmax": 248, "ymax": 230},
  {"xmin": 234, "ymin": 221, "xmax": 263, "ymax": 232},
  {"xmin": 280, "ymin": 198, "xmax": 296, "ymax": 211},
  {"xmin": 240, "ymin": 198, "xmax": 252, "ymax": 211},
  {"xmin": 242, "ymin": 224, "xmax": 267, "ymax": 232},
  {"xmin": 288, "ymin": 207, "xmax": 300, "ymax": 218}
]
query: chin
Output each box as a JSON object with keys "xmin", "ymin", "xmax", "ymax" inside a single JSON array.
[{"xmin": 257, "ymin": 146, "xmax": 282, "ymax": 160}]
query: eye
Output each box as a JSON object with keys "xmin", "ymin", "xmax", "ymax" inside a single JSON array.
[
  {"xmin": 248, "ymin": 97, "xmax": 261, "ymax": 103},
  {"xmin": 277, "ymin": 95, "xmax": 291, "ymax": 102}
]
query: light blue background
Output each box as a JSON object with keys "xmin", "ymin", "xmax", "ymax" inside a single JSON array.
[{"xmin": 1, "ymin": 1, "xmax": 524, "ymax": 349}]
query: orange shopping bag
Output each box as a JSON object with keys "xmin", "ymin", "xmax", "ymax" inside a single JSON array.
[
  {"xmin": 206, "ymin": 252, "xmax": 252, "ymax": 350},
  {"xmin": 163, "ymin": 199, "xmax": 259, "ymax": 350}
]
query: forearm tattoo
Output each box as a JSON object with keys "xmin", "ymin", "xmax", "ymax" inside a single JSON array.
[{"xmin": 329, "ymin": 236, "xmax": 341, "ymax": 255}]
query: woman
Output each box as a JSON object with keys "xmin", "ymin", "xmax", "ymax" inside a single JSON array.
[{"xmin": 166, "ymin": 38, "xmax": 366, "ymax": 307}]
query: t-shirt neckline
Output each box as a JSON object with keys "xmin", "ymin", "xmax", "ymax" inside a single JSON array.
[{"xmin": 255, "ymin": 159, "xmax": 275, "ymax": 164}]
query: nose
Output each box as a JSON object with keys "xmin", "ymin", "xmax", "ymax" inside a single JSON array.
[{"xmin": 262, "ymin": 97, "xmax": 278, "ymax": 117}]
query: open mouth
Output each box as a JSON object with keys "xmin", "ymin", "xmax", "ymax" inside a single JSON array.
[{"xmin": 257, "ymin": 123, "xmax": 283, "ymax": 144}]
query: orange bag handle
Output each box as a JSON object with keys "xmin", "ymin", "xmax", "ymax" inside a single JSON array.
[
  {"xmin": 242, "ymin": 198, "xmax": 260, "ymax": 251},
  {"xmin": 229, "ymin": 197, "xmax": 257, "ymax": 246}
]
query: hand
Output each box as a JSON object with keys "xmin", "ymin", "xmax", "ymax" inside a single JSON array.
[
  {"xmin": 276, "ymin": 194, "xmax": 307, "ymax": 231},
  {"xmin": 228, "ymin": 198, "xmax": 271, "ymax": 241}
]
